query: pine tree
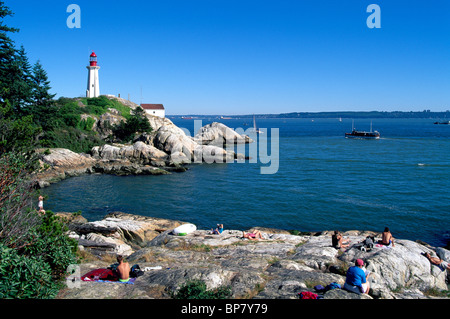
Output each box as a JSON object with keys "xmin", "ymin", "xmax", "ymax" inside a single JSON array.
[
  {"xmin": 0, "ymin": 1, "xmax": 40, "ymax": 152},
  {"xmin": 11, "ymin": 45, "xmax": 34, "ymax": 110},
  {"xmin": 0, "ymin": 1, "xmax": 27, "ymax": 115},
  {"xmin": 0, "ymin": 1, "xmax": 18, "ymax": 34},
  {"xmin": 31, "ymin": 60, "xmax": 55, "ymax": 108}
]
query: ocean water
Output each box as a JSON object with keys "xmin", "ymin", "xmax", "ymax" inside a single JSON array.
[{"xmin": 43, "ymin": 118, "xmax": 450, "ymax": 247}]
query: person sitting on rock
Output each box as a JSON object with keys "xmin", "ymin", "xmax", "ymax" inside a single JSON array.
[
  {"xmin": 242, "ymin": 230, "xmax": 263, "ymax": 240},
  {"xmin": 116, "ymin": 255, "xmax": 131, "ymax": 283},
  {"xmin": 331, "ymin": 230, "xmax": 350, "ymax": 249},
  {"xmin": 211, "ymin": 224, "xmax": 224, "ymax": 235},
  {"xmin": 423, "ymin": 252, "xmax": 450, "ymax": 271},
  {"xmin": 343, "ymin": 259, "xmax": 370, "ymax": 295},
  {"xmin": 378, "ymin": 227, "xmax": 395, "ymax": 247}
]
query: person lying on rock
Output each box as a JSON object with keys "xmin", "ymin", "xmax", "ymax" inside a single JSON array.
[
  {"xmin": 242, "ymin": 230, "xmax": 263, "ymax": 240},
  {"xmin": 423, "ymin": 252, "xmax": 450, "ymax": 271},
  {"xmin": 116, "ymin": 255, "xmax": 131, "ymax": 283}
]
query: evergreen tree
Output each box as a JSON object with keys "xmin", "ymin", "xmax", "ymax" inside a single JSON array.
[
  {"xmin": 31, "ymin": 60, "xmax": 55, "ymax": 108},
  {"xmin": 14, "ymin": 45, "xmax": 33, "ymax": 109},
  {"xmin": 0, "ymin": 2, "xmax": 40, "ymax": 152},
  {"xmin": 0, "ymin": 1, "xmax": 20, "ymax": 113},
  {"xmin": 0, "ymin": 1, "xmax": 18, "ymax": 33}
]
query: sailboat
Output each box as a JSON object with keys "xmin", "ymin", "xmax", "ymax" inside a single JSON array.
[{"xmin": 252, "ymin": 115, "xmax": 263, "ymax": 134}]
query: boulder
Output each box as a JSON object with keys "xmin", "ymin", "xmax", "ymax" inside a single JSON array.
[
  {"xmin": 193, "ymin": 122, "xmax": 253, "ymax": 146},
  {"xmin": 40, "ymin": 148, "xmax": 96, "ymax": 168},
  {"xmin": 91, "ymin": 142, "xmax": 168, "ymax": 166},
  {"xmin": 339, "ymin": 240, "xmax": 449, "ymax": 292},
  {"xmin": 152, "ymin": 124, "xmax": 237, "ymax": 164}
]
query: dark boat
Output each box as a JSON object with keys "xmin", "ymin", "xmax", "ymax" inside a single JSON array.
[
  {"xmin": 345, "ymin": 121, "xmax": 380, "ymax": 139},
  {"xmin": 434, "ymin": 121, "xmax": 450, "ymax": 125}
]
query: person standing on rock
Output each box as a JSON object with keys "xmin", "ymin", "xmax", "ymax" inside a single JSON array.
[
  {"xmin": 116, "ymin": 255, "xmax": 131, "ymax": 283},
  {"xmin": 344, "ymin": 259, "xmax": 370, "ymax": 295},
  {"xmin": 38, "ymin": 195, "xmax": 45, "ymax": 214}
]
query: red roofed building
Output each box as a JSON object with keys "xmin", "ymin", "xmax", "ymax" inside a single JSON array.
[{"xmin": 140, "ymin": 104, "xmax": 165, "ymax": 118}]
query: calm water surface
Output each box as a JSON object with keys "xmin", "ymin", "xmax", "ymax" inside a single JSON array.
[{"xmin": 44, "ymin": 118, "xmax": 450, "ymax": 247}]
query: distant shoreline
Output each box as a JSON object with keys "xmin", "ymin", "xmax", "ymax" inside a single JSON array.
[{"xmin": 168, "ymin": 110, "xmax": 449, "ymax": 120}]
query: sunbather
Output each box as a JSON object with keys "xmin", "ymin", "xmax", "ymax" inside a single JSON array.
[
  {"xmin": 116, "ymin": 255, "xmax": 131, "ymax": 282},
  {"xmin": 423, "ymin": 252, "xmax": 450, "ymax": 271},
  {"xmin": 331, "ymin": 230, "xmax": 350, "ymax": 249},
  {"xmin": 242, "ymin": 230, "xmax": 263, "ymax": 240},
  {"xmin": 378, "ymin": 227, "xmax": 395, "ymax": 247}
]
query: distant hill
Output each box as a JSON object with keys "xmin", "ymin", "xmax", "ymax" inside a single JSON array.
[{"xmin": 169, "ymin": 110, "xmax": 450, "ymax": 120}]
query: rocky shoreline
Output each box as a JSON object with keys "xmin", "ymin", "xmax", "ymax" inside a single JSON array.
[
  {"xmin": 57, "ymin": 212, "xmax": 449, "ymax": 300},
  {"xmin": 35, "ymin": 98, "xmax": 448, "ymax": 299},
  {"xmin": 33, "ymin": 110, "xmax": 252, "ymax": 188}
]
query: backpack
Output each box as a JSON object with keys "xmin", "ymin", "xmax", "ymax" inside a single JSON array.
[
  {"xmin": 364, "ymin": 236, "xmax": 374, "ymax": 249},
  {"xmin": 130, "ymin": 264, "xmax": 144, "ymax": 278},
  {"xmin": 324, "ymin": 282, "xmax": 341, "ymax": 292}
]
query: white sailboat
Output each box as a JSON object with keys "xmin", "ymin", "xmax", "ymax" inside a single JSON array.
[{"xmin": 253, "ymin": 115, "xmax": 263, "ymax": 134}]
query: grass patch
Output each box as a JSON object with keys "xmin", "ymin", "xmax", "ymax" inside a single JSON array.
[{"xmin": 424, "ymin": 287, "xmax": 450, "ymax": 298}]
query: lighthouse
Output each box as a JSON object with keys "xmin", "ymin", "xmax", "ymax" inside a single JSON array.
[{"xmin": 86, "ymin": 51, "xmax": 100, "ymax": 98}]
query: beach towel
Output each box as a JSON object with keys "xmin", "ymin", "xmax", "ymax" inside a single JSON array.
[{"xmin": 81, "ymin": 268, "xmax": 136, "ymax": 284}]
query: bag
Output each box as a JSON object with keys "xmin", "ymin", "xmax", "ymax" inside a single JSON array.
[
  {"xmin": 364, "ymin": 236, "xmax": 374, "ymax": 248},
  {"xmin": 130, "ymin": 264, "xmax": 144, "ymax": 278},
  {"xmin": 314, "ymin": 285, "xmax": 325, "ymax": 292},
  {"xmin": 298, "ymin": 291, "xmax": 318, "ymax": 299},
  {"xmin": 324, "ymin": 282, "xmax": 341, "ymax": 292}
]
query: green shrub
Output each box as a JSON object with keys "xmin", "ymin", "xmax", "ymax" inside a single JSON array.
[
  {"xmin": 40, "ymin": 127, "xmax": 105, "ymax": 153},
  {"xmin": 171, "ymin": 279, "xmax": 232, "ymax": 299},
  {"xmin": 24, "ymin": 211, "xmax": 78, "ymax": 278},
  {"xmin": 0, "ymin": 243, "xmax": 59, "ymax": 299},
  {"xmin": 81, "ymin": 96, "xmax": 131, "ymax": 117},
  {"xmin": 77, "ymin": 117, "xmax": 96, "ymax": 131},
  {"xmin": 112, "ymin": 106, "xmax": 151, "ymax": 142},
  {"xmin": 0, "ymin": 212, "xmax": 78, "ymax": 299}
]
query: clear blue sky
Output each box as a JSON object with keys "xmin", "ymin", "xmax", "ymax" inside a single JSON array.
[{"xmin": 6, "ymin": 0, "xmax": 450, "ymax": 115}]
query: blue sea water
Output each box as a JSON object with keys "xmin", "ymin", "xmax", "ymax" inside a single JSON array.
[{"xmin": 43, "ymin": 118, "xmax": 450, "ymax": 247}]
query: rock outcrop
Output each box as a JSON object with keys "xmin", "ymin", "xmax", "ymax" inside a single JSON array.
[
  {"xmin": 58, "ymin": 213, "xmax": 450, "ymax": 300},
  {"xmin": 193, "ymin": 122, "xmax": 253, "ymax": 146},
  {"xmin": 91, "ymin": 142, "xmax": 169, "ymax": 167},
  {"xmin": 35, "ymin": 116, "xmax": 250, "ymax": 187}
]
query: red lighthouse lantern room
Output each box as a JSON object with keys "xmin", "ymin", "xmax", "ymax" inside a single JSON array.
[{"xmin": 89, "ymin": 52, "xmax": 98, "ymax": 66}]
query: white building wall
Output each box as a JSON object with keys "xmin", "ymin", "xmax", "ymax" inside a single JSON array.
[
  {"xmin": 145, "ymin": 109, "xmax": 165, "ymax": 118},
  {"xmin": 86, "ymin": 66, "xmax": 100, "ymax": 98}
]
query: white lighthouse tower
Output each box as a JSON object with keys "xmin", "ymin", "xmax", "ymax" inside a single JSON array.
[{"xmin": 86, "ymin": 51, "xmax": 100, "ymax": 98}]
